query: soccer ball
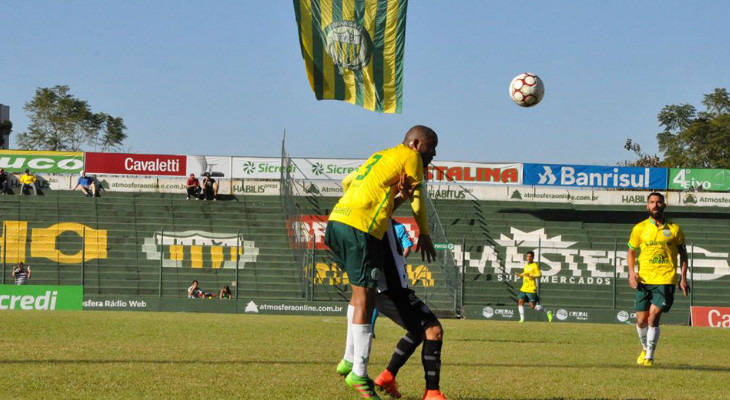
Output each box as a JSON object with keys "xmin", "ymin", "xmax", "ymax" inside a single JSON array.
[{"xmin": 509, "ymin": 73, "xmax": 544, "ymax": 107}]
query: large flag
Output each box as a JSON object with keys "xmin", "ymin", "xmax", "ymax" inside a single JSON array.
[{"xmin": 293, "ymin": 0, "xmax": 408, "ymax": 114}]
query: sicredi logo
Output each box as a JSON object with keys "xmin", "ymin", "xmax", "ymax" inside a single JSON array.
[{"xmin": 0, "ymin": 291, "xmax": 57, "ymax": 310}]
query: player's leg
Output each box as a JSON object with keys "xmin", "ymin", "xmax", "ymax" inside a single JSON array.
[
  {"xmin": 644, "ymin": 284, "xmax": 673, "ymax": 365},
  {"xmin": 421, "ymin": 322, "xmax": 447, "ymax": 400},
  {"xmin": 324, "ymin": 221, "xmax": 381, "ymax": 399},
  {"xmin": 337, "ymin": 303, "xmax": 356, "ymax": 376},
  {"xmin": 517, "ymin": 295, "xmax": 526, "ymax": 322},
  {"xmin": 634, "ymin": 284, "xmax": 652, "ymax": 364}
]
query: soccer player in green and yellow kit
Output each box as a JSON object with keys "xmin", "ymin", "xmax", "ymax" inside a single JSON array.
[
  {"xmin": 516, "ymin": 251, "xmax": 553, "ymax": 322},
  {"xmin": 628, "ymin": 192, "xmax": 689, "ymax": 366},
  {"xmin": 325, "ymin": 125, "xmax": 438, "ymax": 399}
]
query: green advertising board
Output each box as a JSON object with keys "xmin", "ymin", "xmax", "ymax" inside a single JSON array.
[
  {"xmin": 669, "ymin": 168, "xmax": 730, "ymax": 192},
  {"xmin": 0, "ymin": 285, "xmax": 83, "ymax": 311},
  {"xmin": 0, "ymin": 150, "xmax": 84, "ymax": 174}
]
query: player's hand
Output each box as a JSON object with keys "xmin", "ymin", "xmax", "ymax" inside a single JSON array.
[
  {"xmin": 680, "ymin": 279, "xmax": 690, "ymax": 296},
  {"xmin": 629, "ymin": 274, "xmax": 638, "ymax": 289},
  {"xmin": 417, "ymin": 234, "xmax": 436, "ymax": 263},
  {"xmin": 397, "ymin": 172, "xmax": 416, "ymax": 200}
]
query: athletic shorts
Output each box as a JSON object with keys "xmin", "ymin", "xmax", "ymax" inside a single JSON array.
[
  {"xmin": 324, "ymin": 221, "xmax": 383, "ymax": 289},
  {"xmin": 635, "ymin": 283, "xmax": 675, "ymax": 312},
  {"xmin": 375, "ymin": 288, "xmax": 440, "ymax": 335},
  {"xmin": 518, "ymin": 291, "xmax": 539, "ymax": 303}
]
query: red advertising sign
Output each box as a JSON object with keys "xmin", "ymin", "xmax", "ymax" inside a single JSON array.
[
  {"xmin": 85, "ymin": 152, "xmax": 187, "ymax": 176},
  {"xmin": 427, "ymin": 162, "xmax": 521, "ymax": 184},
  {"xmin": 691, "ymin": 306, "xmax": 730, "ymax": 328},
  {"xmin": 295, "ymin": 215, "xmax": 420, "ymax": 250}
]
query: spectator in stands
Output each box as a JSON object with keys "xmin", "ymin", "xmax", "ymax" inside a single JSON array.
[
  {"xmin": 18, "ymin": 169, "xmax": 39, "ymax": 195},
  {"xmin": 219, "ymin": 285, "xmax": 233, "ymax": 299},
  {"xmin": 186, "ymin": 173, "xmax": 201, "ymax": 200},
  {"xmin": 12, "ymin": 262, "xmax": 31, "ymax": 285},
  {"xmin": 73, "ymin": 171, "xmax": 98, "ymax": 197},
  {"xmin": 202, "ymin": 172, "xmax": 218, "ymax": 201},
  {"xmin": 188, "ymin": 280, "xmax": 203, "ymax": 298},
  {"xmin": 0, "ymin": 168, "xmax": 11, "ymax": 195}
]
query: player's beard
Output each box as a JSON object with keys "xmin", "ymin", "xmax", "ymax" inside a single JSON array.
[{"xmin": 649, "ymin": 208, "xmax": 664, "ymax": 221}]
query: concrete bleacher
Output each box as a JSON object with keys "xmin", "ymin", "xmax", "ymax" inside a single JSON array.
[
  {"xmin": 3, "ymin": 188, "xmax": 728, "ymax": 318},
  {"xmin": 0, "ymin": 191, "xmax": 303, "ymax": 301}
]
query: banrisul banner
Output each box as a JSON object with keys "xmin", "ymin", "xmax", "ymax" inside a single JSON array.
[
  {"xmin": 524, "ymin": 163, "xmax": 668, "ymax": 189},
  {"xmin": 669, "ymin": 168, "xmax": 730, "ymax": 192},
  {"xmin": 0, "ymin": 150, "xmax": 84, "ymax": 174},
  {"xmin": 0, "ymin": 285, "xmax": 83, "ymax": 311}
]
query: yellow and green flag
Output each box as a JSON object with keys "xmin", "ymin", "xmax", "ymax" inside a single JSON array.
[{"xmin": 293, "ymin": 0, "xmax": 408, "ymax": 114}]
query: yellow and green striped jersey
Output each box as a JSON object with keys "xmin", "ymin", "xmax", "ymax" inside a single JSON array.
[
  {"xmin": 520, "ymin": 262, "xmax": 541, "ymax": 293},
  {"xmin": 628, "ymin": 217, "xmax": 685, "ymax": 285},
  {"xmin": 329, "ymin": 143, "xmax": 428, "ymax": 239},
  {"xmin": 293, "ymin": 0, "xmax": 408, "ymax": 113}
]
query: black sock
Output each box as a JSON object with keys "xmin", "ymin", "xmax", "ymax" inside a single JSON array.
[
  {"xmin": 386, "ymin": 331, "xmax": 421, "ymax": 375},
  {"xmin": 422, "ymin": 339, "xmax": 442, "ymax": 390}
]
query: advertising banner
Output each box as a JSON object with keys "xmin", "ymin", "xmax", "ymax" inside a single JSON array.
[
  {"xmin": 427, "ymin": 162, "xmax": 521, "ymax": 185},
  {"xmin": 0, "ymin": 150, "xmax": 83, "ymax": 174},
  {"xmin": 186, "ymin": 155, "xmax": 232, "ymax": 178},
  {"xmin": 669, "ymin": 168, "xmax": 730, "ymax": 192},
  {"xmin": 0, "ymin": 285, "xmax": 83, "ymax": 311},
  {"xmin": 524, "ymin": 163, "xmax": 668, "ymax": 189},
  {"xmin": 669, "ymin": 191, "xmax": 730, "ymax": 208},
  {"xmin": 233, "ymin": 157, "xmax": 299, "ymax": 180},
  {"xmin": 691, "ymin": 306, "xmax": 730, "ymax": 328},
  {"xmin": 85, "ymin": 152, "xmax": 187, "ymax": 176}
]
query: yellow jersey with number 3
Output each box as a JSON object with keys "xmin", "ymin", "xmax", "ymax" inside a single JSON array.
[
  {"xmin": 520, "ymin": 262, "xmax": 541, "ymax": 293},
  {"xmin": 329, "ymin": 144, "xmax": 429, "ymax": 240},
  {"xmin": 628, "ymin": 217, "xmax": 685, "ymax": 285}
]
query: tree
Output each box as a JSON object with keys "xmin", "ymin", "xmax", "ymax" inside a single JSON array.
[
  {"xmin": 16, "ymin": 85, "xmax": 127, "ymax": 152},
  {"xmin": 655, "ymin": 88, "xmax": 730, "ymax": 168},
  {"xmin": 620, "ymin": 138, "xmax": 661, "ymax": 167}
]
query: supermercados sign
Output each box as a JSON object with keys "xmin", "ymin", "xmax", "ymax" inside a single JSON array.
[
  {"xmin": 524, "ymin": 164, "xmax": 667, "ymax": 189},
  {"xmin": 0, "ymin": 150, "xmax": 84, "ymax": 173}
]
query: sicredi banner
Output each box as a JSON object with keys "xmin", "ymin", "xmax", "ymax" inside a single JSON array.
[
  {"xmin": 669, "ymin": 168, "xmax": 730, "ymax": 192},
  {"xmin": 691, "ymin": 306, "xmax": 730, "ymax": 328},
  {"xmin": 0, "ymin": 150, "xmax": 84, "ymax": 174},
  {"xmin": 523, "ymin": 163, "xmax": 668, "ymax": 189},
  {"xmin": 85, "ymin": 152, "xmax": 187, "ymax": 176},
  {"xmin": 0, "ymin": 285, "xmax": 83, "ymax": 311}
]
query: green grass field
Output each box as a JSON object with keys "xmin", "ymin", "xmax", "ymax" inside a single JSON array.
[{"xmin": 2, "ymin": 311, "xmax": 729, "ymax": 400}]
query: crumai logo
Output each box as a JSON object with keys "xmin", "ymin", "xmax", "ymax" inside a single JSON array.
[
  {"xmin": 241, "ymin": 161, "xmax": 255, "ymax": 174},
  {"xmin": 538, "ymin": 166, "xmax": 557, "ymax": 184},
  {"xmin": 311, "ymin": 162, "xmax": 325, "ymax": 176}
]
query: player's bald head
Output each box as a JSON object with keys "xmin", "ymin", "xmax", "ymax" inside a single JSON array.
[{"xmin": 403, "ymin": 125, "xmax": 438, "ymax": 144}]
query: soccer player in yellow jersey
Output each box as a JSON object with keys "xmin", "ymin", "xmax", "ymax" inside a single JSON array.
[
  {"xmin": 628, "ymin": 192, "xmax": 689, "ymax": 367},
  {"xmin": 516, "ymin": 251, "xmax": 553, "ymax": 322},
  {"xmin": 325, "ymin": 125, "xmax": 438, "ymax": 399}
]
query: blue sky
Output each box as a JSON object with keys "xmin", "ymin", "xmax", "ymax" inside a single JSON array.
[{"xmin": 2, "ymin": 1, "xmax": 729, "ymax": 165}]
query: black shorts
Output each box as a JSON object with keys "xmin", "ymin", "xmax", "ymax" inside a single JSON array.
[{"xmin": 376, "ymin": 288, "xmax": 440, "ymax": 336}]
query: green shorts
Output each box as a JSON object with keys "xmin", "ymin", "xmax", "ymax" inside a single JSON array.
[
  {"xmin": 518, "ymin": 291, "xmax": 539, "ymax": 303},
  {"xmin": 635, "ymin": 284, "xmax": 675, "ymax": 312},
  {"xmin": 324, "ymin": 221, "xmax": 383, "ymax": 289}
]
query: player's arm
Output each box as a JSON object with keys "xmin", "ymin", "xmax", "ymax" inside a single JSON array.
[
  {"xmin": 627, "ymin": 226, "xmax": 642, "ymax": 288},
  {"xmin": 404, "ymin": 155, "xmax": 435, "ymax": 262},
  {"xmin": 677, "ymin": 229, "xmax": 689, "ymax": 296},
  {"xmin": 530, "ymin": 265, "xmax": 542, "ymax": 278}
]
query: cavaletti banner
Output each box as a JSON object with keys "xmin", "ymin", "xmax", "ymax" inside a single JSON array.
[
  {"xmin": 85, "ymin": 152, "xmax": 186, "ymax": 176},
  {"xmin": 669, "ymin": 168, "xmax": 730, "ymax": 192},
  {"xmin": 524, "ymin": 163, "xmax": 668, "ymax": 190},
  {"xmin": 0, "ymin": 150, "xmax": 83, "ymax": 174},
  {"xmin": 293, "ymin": 0, "xmax": 408, "ymax": 114}
]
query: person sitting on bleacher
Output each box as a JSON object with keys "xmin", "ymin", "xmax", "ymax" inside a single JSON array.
[
  {"xmin": 187, "ymin": 280, "xmax": 216, "ymax": 299},
  {"xmin": 186, "ymin": 173, "xmax": 202, "ymax": 200},
  {"xmin": 0, "ymin": 168, "xmax": 11, "ymax": 195},
  {"xmin": 73, "ymin": 171, "xmax": 99, "ymax": 197},
  {"xmin": 202, "ymin": 172, "xmax": 218, "ymax": 201},
  {"xmin": 18, "ymin": 169, "xmax": 39, "ymax": 196}
]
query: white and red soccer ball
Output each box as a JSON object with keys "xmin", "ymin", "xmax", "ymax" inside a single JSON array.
[{"xmin": 509, "ymin": 73, "xmax": 544, "ymax": 107}]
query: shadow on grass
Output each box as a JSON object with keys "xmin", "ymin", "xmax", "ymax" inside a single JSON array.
[
  {"xmin": 2, "ymin": 359, "xmax": 728, "ymax": 373},
  {"xmin": 451, "ymin": 338, "xmax": 573, "ymax": 344}
]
